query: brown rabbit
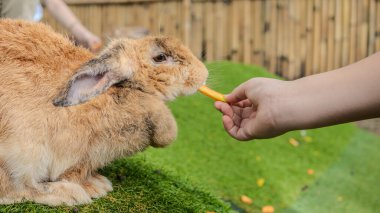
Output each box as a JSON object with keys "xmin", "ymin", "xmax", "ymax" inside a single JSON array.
[{"xmin": 0, "ymin": 19, "xmax": 208, "ymax": 206}]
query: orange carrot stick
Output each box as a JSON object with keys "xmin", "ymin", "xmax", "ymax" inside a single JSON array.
[{"xmin": 198, "ymin": 85, "xmax": 226, "ymax": 102}]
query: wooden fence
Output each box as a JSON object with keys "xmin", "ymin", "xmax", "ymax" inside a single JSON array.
[{"xmin": 43, "ymin": 0, "xmax": 380, "ymax": 79}]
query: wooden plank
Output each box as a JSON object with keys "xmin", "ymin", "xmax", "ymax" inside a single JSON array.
[
  {"xmin": 349, "ymin": 0, "xmax": 358, "ymax": 64},
  {"xmin": 102, "ymin": 4, "xmax": 124, "ymax": 41},
  {"xmin": 176, "ymin": 1, "xmax": 183, "ymax": 39},
  {"xmin": 357, "ymin": 0, "xmax": 369, "ymax": 60},
  {"xmin": 243, "ymin": 0, "xmax": 251, "ymax": 64},
  {"xmin": 312, "ymin": 0, "xmax": 322, "ymax": 74},
  {"xmin": 148, "ymin": 2, "xmax": 158, "ymax": 35},
  {"xmin": 305, "ymin": 0, "xmax": 314, "ymax": 76},
  {"xmin": 264, "ymin": 0, "xmax": 277, "ymax": 73},
  {"xmin": 167, "ymin": 2, "xmax": 177, "ymax": 37},
  {"xmin": 368, "ymin": 0, "xmax": 376, "ymax": 55},
  {"xmin": 288, "ymin": 0, "xmax": 297, "ymax": 79},
  {"xmin": 326, "ymin": 0, "xmax": 335, "ymax": 70},
  {"xmin": 141, "ymin": 3, "xmax": 151, "ymax": 30},
  {"xmin": 334, "ymin": 0, "xmax": 343, "ymax": 69},
  {"xmin": 375, "ymin": 0, "xmax": 380, "ymax": 51},
  {"xmin": 341, "ymin": 0, "xmax": 351, "ymax": 65},
  {"xmin": 214, "ymin": 1, "xmax": 225, "ymax": 60},
  {"xmin": 230, "ymin": 0, "xmax": 240, "ymax": 62},
  {"xmin": 276, "ymin": 0, "xmax": 285, "ymax": 76},
  {"xmin": 65, "ymin": 0, "xmax": 173, "ymax": 5},
  {"xmin": 269, "ymin": 0, "xmax": 278, "ymax": 73},
  {"xmin": 220, "ymin": 1, "xmax": 228, "ymax": 60},
  {"xmin": 298, "ymin": 0, "xmax": 307, "ymax": 78},
  {"xmin": 205, "ymin": 1, "xmax": 214, "ymax": 61},
  {"xmin": 190, "ymin": 2, "xmax": 203, "ymax": 59},
  {"xmin": 156, "ymin": 1, "xmax": 165, "ymax": 35},
  {"xmin": 182, "ymin": 0, "xmax": 191, "ymax": 47},
  {"xmin": 319, "ymin": 0, "xmax": 328, "ymax": 73},
  {"xmin": 252, "ymin": 0, "xmax": 264, "ymax": 65},
  {"xmin": 237, "ymin": 0, "xmax": 244, "ymax": 62}
]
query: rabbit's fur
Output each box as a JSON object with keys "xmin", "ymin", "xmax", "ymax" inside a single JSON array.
[{"xmin": 0, "ymin": 19, "xmax": 208, "ymax": 206}]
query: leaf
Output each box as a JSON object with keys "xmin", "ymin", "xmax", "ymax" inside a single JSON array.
[
  {"xmin": 303, "ymin": 136, "xmax": 313, "ymax": 143},
  {"xmin": 257, "ymin": 178, "xmax": 265, "ymax": 187}
]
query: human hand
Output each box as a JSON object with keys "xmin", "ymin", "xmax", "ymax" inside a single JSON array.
[
  {"xmin": 215, "ymin": 78, "xmax": 290, "ymax": 141},
  {"xmin": 71, "ymin": 24, "xmax": 102, "ymax": 52}
]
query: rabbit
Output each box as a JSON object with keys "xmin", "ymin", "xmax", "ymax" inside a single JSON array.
[{"xmin": 0, "ymin": 19, "xmax": 208, "ymax": 206}]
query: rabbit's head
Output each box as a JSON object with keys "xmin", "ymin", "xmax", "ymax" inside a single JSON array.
[{"xmin": 53, "ymin": 36, "xmax": 208, "ymax": 106}]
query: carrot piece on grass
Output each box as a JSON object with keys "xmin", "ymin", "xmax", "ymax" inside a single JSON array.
[
  {"xmin": 240, "ymin": 195, "xmax": 253, "ymax": 205},
  {"xmin": 198, "ymin": 85, "xmax": 226, "ymax": 102},
  {"xmin": 262, "ymin": 205, "xmax": 275, "ymax": 213}
]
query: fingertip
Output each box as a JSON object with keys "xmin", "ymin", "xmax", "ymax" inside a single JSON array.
[
  {"xmin": 214, "ymin": 101, "xmax": 222, "ymax": 109},
  {"xmin": 214, "ymin": 101, "xmax": 229, "ymax": 114}
]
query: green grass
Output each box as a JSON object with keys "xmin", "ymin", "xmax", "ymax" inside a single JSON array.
[
  {"xmin": 283, "ymin": 130, "xmax": 380, "ymax": 213},
  {"xmin": 1, "ymin": 61, "xmax": 380, "ymax": 212},
  {"xmin": 139, "ymin": 61, "xmax": 380, "ymax": 213},
  {"xmin": 0, "ymin": 158, "xmax": 230, "ymax": 212}
]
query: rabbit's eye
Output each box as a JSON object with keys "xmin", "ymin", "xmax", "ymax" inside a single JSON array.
[{"xmin": 153, "ymin": 53, "xmax": 167, "ymax": 63}]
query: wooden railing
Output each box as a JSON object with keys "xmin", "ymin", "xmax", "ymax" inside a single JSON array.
[{"xmin": 43, "ymin": 0, "xmax": 380, "ymax": 79}]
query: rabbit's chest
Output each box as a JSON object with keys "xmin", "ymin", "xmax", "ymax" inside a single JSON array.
[{"xmin": 86, "ymin": 115, "xmax": 155, "ymax": 165}]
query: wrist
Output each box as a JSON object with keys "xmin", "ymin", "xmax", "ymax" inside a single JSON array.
[{"xmin": 270, "ymin": 79, "xmax": 306, "ymax": 132}]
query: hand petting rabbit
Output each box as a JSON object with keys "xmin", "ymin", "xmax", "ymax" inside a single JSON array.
[{"xmin": 0, "ymin": 19, "xmax": 208, "ymax": 206}]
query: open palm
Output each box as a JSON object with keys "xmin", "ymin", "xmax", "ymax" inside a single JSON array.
[{"xmin": 215, "ymin": 100, "xmax": 258, "ymax": 140}]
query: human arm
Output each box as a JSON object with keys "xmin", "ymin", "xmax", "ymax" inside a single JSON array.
[
  {"xmin": 43, "ymin": 0, "xmax": 101, "ymax": 51},
  {"xmin": 215, "ymin": 52, "xmax": 380, "ymax": 141}
]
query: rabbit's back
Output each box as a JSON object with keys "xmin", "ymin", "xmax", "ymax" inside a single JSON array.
[
  {"xmin": 0, "ymin": 20, "xmax": 98, "ymax": 163},
  {"xmin": 0, "ymin": 19, "xmax": 93, "ymax": 101}
]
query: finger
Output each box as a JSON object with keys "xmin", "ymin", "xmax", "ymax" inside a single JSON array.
[
  {"xmin": 222, "ymin": 115, "xmax": 244, "ymax": 140},
  {"xmin": 241, "ymin": 106, "xmax": 257, "ymax": 119},
  {"xmin": 222, "ymin": 115, "xmax": 251, "ymax": 141},
  {"xmin": 225, "ymin": 82, "xmax": 249, "ymax": 104},
  {"xmin": 234, "ymin": 99, "xmax": 253, "ymax": 108},
  {"xmin": 214, "ymin": 101, "xmax": 224, "ymax": 111},
  {"xmin": 214, "ymin": 102, "xmax": 234, "ymax": 117},
  {"xmin": 235, "ymin": 128, "xmax": 253, "ymax": 141},
  {"xmin": 222, "ymin": 115, "xmax": 235, "ymax": 132},
  {"xmin": 232, "ymin": 112, "xmax": 242, "ymax": 128}
]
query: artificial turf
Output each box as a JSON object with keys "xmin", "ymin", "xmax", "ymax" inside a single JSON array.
[
  {"xmin": 1, "ymin": 61, "xmax": 379, "ymax": 212},
  {"xmin": 0, "ymin": 157, "xmax": 230, "ymax": 212},
  {"xmin": 141, "ymin": 61, "xmax": 380, "ymax": 213}
]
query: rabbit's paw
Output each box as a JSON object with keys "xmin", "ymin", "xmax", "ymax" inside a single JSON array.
[
  {"xmin": 82, "ymin": 174, "xmax": 113, "ymax": 198},
  {"xmin": 34, "ymin": 181, "xmax": 92, "ymax": 206},
  {"xmin": 0, "ymin": 197, "xmax": 22, "ymax": 204}
]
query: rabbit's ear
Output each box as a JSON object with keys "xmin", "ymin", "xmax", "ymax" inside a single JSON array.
[{"xmin": 53, "ymin": 54, "xmax": 132, "ymax": 107}]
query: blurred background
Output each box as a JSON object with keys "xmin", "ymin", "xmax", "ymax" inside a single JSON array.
[{"xmin": 43, "ymin": 0, "xmax": 380, "ymax": 79}]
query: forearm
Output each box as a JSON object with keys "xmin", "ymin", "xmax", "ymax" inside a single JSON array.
[
  {"xmin": 279, "ymin": 52, "xmax": 380, "ymax": 130},
  {"xmin": 44, "ymin": 0, "xmax": 80, "ymax": 30},
  {"xmin": 43, "ymin": 0, "xmax": 100, "ymax": 50}
]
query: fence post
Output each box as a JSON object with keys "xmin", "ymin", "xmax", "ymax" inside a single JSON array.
[{"xmin": 183, "ymin": 0, "xmax": 191, "ymax": 47}]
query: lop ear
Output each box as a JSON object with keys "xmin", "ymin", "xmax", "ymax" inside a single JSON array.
[{"xmin": 53, "ymin": 53, "xmax": 132, "ymax": 107}]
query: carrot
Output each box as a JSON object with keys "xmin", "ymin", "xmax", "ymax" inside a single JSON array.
[{"xmin": 198, "ymin": 85, "xmax": 226, "ymax": 102}]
